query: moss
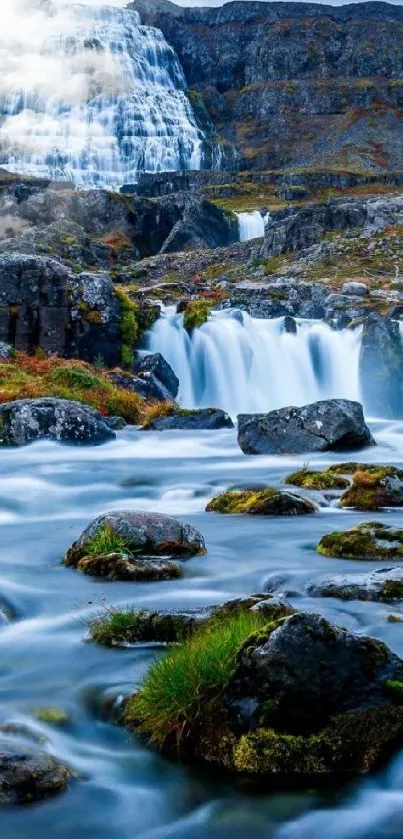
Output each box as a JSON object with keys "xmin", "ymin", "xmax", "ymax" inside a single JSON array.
[
  {"xmin": 33, "ymin": 708, "xmax": 69, "ymax": 726},
  {"xmin": 380, "ymin": 581, "xmax": 403, "ymax": 600},
  {"xmin": 206, "ymin": 488, "xmax": 278, "ymax": 514},
  {"xmin": 206, "ymin": 488, "xmax": 315, "ymax": 516},
  {"xmin": 51, "ymin": 365, "xmax": 102, "ymax": 390},
  {"xmin": 317, "ymin": 522, "xmax": 403, "ymax": 561},
  {"xmin": 285, "ymin": 469, "xmax": 349, "ymax": 491},
  {"xmin": 384, "ymin": 680, "xmax": 403, "ymax": 701},
  {"xmin": 183, "ymin": 300, "xmax": 212, "ymax": 332},
  {"xmin": 115, "ymin": 288, "xmax": 139, "ymax": 369},
  {"xmin": 340, "ymin": 466, "xmax": 403, "ymax": 510}
]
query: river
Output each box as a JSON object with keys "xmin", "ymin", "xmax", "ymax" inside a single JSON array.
[{"xmin": 2, "ymin": 420, "xmax": 403, "ymax": 838}]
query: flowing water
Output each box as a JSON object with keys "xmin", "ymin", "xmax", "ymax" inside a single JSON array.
[
  {"xmin": 0, "ymin": 3, "xmax": 203, "ymax": 187},
  {"xmin": 147, "ymin": 309, "xmax": 362, "ymax": 416},
  {"xmin": 236, "ymin": 212, "xmax": 269, "ymax": 242},
  {"xmin": 3, "ymin": 308, "xmax": 403, "ymax": 838}
]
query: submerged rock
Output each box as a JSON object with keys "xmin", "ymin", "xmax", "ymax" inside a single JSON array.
[
  {"xmin": 317, "ymin": 522, "xmax": 403, "ymax": 561},
  {"xmin": 0, "ymin": 398, "xmax": 115, "ymax": 446},
  {"xmin": 0, "ymin": 736, "xmax": 71, "ymax": 806},
  {"xmin": 206, "ymin": 488, "xmax": 316, "ymax": 515},
  {"xmin": 340, "ymin": 466, "xmax": 403, "ymax": 510},
  {"xmin": 129, "ymin": 610, "xmax": 403, "ymax": 781},
  {"xmin": 285, "ymin": 468, "xmax": 349, "ymax": 491},
  {"xmin": 143, "ymin": 408, "xmax": 234, "ymax": 431},
  {"xmin": 90, "ymin": 594, "xmax": 293, "ymax": 646},
  {"xmin": 64, "ymin": 511, "xmax": 206, "ymax": 581},
  {"xmin": 237, "ymin": 399, "xmax": 375, "ymax": 455},
  {"xmin": 307, "ymin": 568, "xmax": 403, "ymax": 601}
]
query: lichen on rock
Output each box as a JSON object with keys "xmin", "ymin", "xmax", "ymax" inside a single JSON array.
[{"xmin": 317, "ymin": 522, "xmax": 403, "ymax": 560}]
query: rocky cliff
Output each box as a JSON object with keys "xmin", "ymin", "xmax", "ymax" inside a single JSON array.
[{"xmin": 130, "ymin": 0, "xmax": 403, "ymax": 173}]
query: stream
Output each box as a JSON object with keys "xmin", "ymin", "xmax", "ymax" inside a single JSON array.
[{"xmin": 2, "ymin": 420, "xmax": 403, "ymax": 838}]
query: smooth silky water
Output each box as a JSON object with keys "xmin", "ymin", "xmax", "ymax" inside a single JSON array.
[{"xmin": 3, "ymin": 313, "xmax": 403, "ymax": 838}]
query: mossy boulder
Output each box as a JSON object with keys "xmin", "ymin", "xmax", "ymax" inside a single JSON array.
[
  {"xmin": 90, "ymin": 594, "xmax": 294, "ymax": 647},
  {"xmin": 285, "ymin": 469, "xmax": 349, "ymax": 491},
  {"xmin": 183, "ymin": 300, "xmax": 212, "ymax": 332},
  {"xmin": 340, "ymin": 466, "xmax": 403, "ymax": 510},
  {"xmin": 129, "ymin": 612, "xmax": 403, "ymax": 781},
  {"xmin": 63, "ymin": 511, "xmax": 206, "ymax": 581},
  {"xmin": 206, "ymin": 488, "xmax": 316, "ymax": 515},
  {"xmin": 317, "ymin": 522, "xmax": 403, "ymax": 561},
  {"xmin": 307, "ymin": 568, "xmax": 403, "ymax": 602}
]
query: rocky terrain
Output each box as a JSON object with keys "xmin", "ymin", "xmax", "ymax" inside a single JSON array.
[{"xmin": 131, "ymin": 0, "xmax": 403, "ymax": 174}]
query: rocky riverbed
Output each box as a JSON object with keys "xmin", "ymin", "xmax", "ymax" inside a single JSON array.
[{"xmin": 2, "ymin": 419, "xmax": 403, "ymax": 837}]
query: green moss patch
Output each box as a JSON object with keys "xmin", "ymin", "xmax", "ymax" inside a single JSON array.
[
  {"xmin": 285, "ymin": 469, "xmax": 349, "ymax": 491},
  {"xmin": 183, "ymin": 300, "xmax": 212, "ymax": 332},
  {"xmin": 340, "ymin": 466, "xmax": 403, "ymax": 510},
  {"xmin": 317, "ymin": 522, "xmax": 403, "ymax": 561},
  {"xmin": 206, "ymin": 488, "xmax": 315, "ymax": 516}
]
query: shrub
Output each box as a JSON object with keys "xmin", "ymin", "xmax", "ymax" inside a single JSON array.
[
  {"xmin": 51, "ymin": 365, "xmax": 102, "ymax": 390},
  {"xmin": 126, "ymin": 610, "xmax": 271, "ymax": 746}
]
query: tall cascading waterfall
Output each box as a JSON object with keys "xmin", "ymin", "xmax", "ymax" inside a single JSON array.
[
  {"xmin": 147, "ymin": 308, "xmax": 362, "ymax": 416},
  {"xmin": 0, "ymin": 3, "xmax": 203, "ymax": 188},
  {"xmin": 236, "ymin": 211, "xmax": 269, "ymax": 242}
]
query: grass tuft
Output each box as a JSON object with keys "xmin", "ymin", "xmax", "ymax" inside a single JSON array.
[
  {"xmin": 126, "ymin": 610, "xmax": 272, "ymax": 746},
  {"xmin": 85, "ymin": 523, "xmax": 131, "ymax": 558}
]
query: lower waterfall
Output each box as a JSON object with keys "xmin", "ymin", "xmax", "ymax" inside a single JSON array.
[
  {"xmin": 0, "ymin": 2, "xmax": 203, "ymax": 188},
  {"xmin": 147, "ymin": 308, "xmax": 362, "ymax": 417},
  {"xmin": 237, "ymin": 211, "xmax": 268, "ymax": 242}
]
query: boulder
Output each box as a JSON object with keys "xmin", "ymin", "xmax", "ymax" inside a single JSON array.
[
  {"xmin": 134, "ymin": 353, "xmax": 179, "ymax": 400},
  {"xmin": 143, "ymin": 408, "xmax": 234, "ymax": 431},
  {"xmin": 0, "ymin": 737, "xmax": 70, "ymax": 806},
  {"xmin": 359, "ymin": 314, "xmax": 403, "ymax": 418},
  {"xmin": 90, "ymin": 594, "xmax": 294, "ymax": 646},
  {"xmin": 317, "ymin": 522, "xmax": 403, "ymax": 560},
  {"xmin": 64, "ymin": 510, "xmax": 206, "ymax": 580},
  {"xmin": 108, "ymin": 371, "xmax": 174, "ymax": 403},
  {"xmin": 223, "ymin": 613, "xmax": 402, "ymax": 734},
  {"xmin": 342, "ymin": 281, "xmax": 369, "ymax": 297},
  {"xmin": 129, "ymin": 608, "xmax": 403, "ymax": 780},
  {"xmin": 206, "ymin": 488, "xmax": 316, "ymax": 515},
  {"xmin": 307, "ymin": 568, "xmax": 403, "ymax": 601},
  {"xmin": 238, "ymin": 399, "xmax": 375, "ymax": 455},
  {"xmin": 340, "ymin": 465, "xmax": 403, "ymax": 510},
  {"xmin": 0, "ymin": 398, "xmax": 115, "ymax": 446}
]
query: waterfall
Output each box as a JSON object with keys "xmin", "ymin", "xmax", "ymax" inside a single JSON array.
[
  {"xmin": 0, "ymin": 3, "xmax": 203, "ymax": 188},
  {"xmin": 147, "ymin": 308, "xmax": 362, "ymax": 417},
  {"xmin": 237, "ymin": 211, "xmax": 268, "ymax": 242}
]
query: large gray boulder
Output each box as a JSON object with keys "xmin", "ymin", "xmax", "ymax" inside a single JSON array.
[
  {"xmin": 0, "ymin": 398, "xmax": 115, "ymax": 446},
  {"xmin": 237, "ymin": 399, "xmax": 375, "ymax": 455}
]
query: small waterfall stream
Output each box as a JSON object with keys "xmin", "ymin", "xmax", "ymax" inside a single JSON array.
[
  {"xmin": 236, "ymin": 211, "xmax": 268, "ymax": 241},
  {"xmin": 0, "ymin": 3, "xmax": 203, "ymax": 187},
  {"xmin": 147, "ymin": 308, "xmax": 362, "ymax": 416}
]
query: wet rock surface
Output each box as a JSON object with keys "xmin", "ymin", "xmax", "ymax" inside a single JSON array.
[
  {"xmin": 238, "ymin": 399, "xmax": 375, "ymax": 455},
  {"xmin": 0, "ymin": 734, "xmax": 71, "ymax": 806},
  {"xmin": 90, "ymin": 594, "xmax": 293, "ymax": 647},
  {"xmin": 64, "ymin": 511, "xmax": 206, "ymax": 580},
  {"xmin": 0, "ymin": 398, "xmax": 115, "ymax": 446},
  {"xmin": 143, "ymin": 408, "xmax": 234, "ymax": 431},
  {"xmin": 307, "ymin": 568, "xmax": 403, "ymax": 602}
]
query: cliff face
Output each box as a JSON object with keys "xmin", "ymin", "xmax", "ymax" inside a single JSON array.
[{"xmin": 130, "ymin": 1, "xmax": 403, "ymax": 172}]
